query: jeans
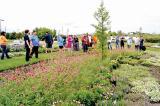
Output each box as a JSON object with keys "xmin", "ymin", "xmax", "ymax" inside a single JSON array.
[
  {"xmin": 127, "ymin": 45, "xmax": 131, "ymax": 48},
  {"xmin": 83, "ymin": 44, "xmax": 88, "ymax": 52},
  {"xmin": 30, "ymin": 46, "xmax": 39, "ymax": 58},
  {"xmin": 25, "ymin": 47, "xmax": 30, "ymax": 61},
  {"xmin": 74, "ymin": 42, "xmax": 79, "ymax": 51},
  {"xmin": 116, "ymin": 41, "xmax": 120, "ymax": 48},
  {"xmin": 135, "ymin": 45, "xmax": 139, "ymax": 50},
  {"xmin": 1, "ymin": 45, "xmax": 9, "ymax": 59},
  {"xmin": 108, "ymin": 43, "xmax": 112, "ymax": 50}
]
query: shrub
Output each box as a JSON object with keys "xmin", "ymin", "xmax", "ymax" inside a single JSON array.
[
  {"xmin": 143, "ymin": 34, "xmax": 160, "ymax": 43},
  {"xmin": 72, "ymin": 90, "xmax": 101, "ymax": 106}
]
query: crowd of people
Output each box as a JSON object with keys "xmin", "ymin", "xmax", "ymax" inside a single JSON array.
[
  {"xmin": 57, "ymin": 34, "xmax": 97, "ymax": 52},
  {"xmin": 0, "ymin": 30, "xmax": 98, "ymax": 62},
  {"xmin": 0, "ymin": 30, "xmax": 145, "ymax": 62},
  {"xmin": 107, "ymin": 35, "xmax": 145, "ymax": 51}
]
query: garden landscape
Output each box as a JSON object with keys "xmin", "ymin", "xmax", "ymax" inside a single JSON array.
[{"xmin": 0, "ymin": 0, "xmax": 160, "ymax": 106}]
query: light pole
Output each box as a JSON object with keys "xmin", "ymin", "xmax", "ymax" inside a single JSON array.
[{"xmin": 0, "ymin": 19, "xmax": 4, "ymax": 33}]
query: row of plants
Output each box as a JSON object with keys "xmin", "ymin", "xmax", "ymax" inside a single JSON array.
[
  {"xmin": 1, "ymin": 49, "xmax": 156, "ymax": 105},
  {"xmin": 143, "ymin": 34, "xmax": 160, "ymax": 43},
  {"xmin": 113, "ymin": 63, "xmax": 160, "ymax": 104},
  {"xmin": 0, "ymin": 47, "xmax": 58, "ymax": 58},
  {"xmin": 1, "ymin": 50, "xmax": 136, "ymax": 106},
  {"xmin": 65, "ymin": 51, "xmax": 144, "ymax": 105}
]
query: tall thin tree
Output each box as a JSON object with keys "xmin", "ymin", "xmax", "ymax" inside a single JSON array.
[{"xmin": 92, "ymin": 1, "xmax": 110, "ymax": 60}]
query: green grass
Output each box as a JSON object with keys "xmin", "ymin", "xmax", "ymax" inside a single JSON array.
[
  {"xmin": 0, "ymin": 53, "xmax": 55, "ymax": 72},
  {"xmin": 0, "ymin": 45, "xmax": 159, "ymax": 105},
  {"xmin": 147, "ymin": 47, "xmax": 160, "ymax": 52},
  {"xmin": 113, "ymin": 64, "xmax": 160, "ymax": 103}
]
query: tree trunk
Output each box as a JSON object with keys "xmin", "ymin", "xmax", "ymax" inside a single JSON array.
[{"xmin": 102, "ymin": 43, "xmax": 104, "ymax": 60}]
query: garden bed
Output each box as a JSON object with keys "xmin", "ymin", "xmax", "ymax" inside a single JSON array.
[{"xmin": 0, "ymin": 48, "xmax": 160, "ymax": 105}]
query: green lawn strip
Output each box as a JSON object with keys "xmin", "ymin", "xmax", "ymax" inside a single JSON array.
[{"xmin": 0, "ymin": 53, "xmax": 56, "ymax": 72}]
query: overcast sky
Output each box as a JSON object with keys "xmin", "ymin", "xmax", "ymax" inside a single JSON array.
[{"xmin": 0, "ymin": 0, "xmax": 160, "ymax": 34}]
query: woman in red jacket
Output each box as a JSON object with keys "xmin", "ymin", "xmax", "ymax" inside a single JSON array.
[{"xmin": 82, "ymin": 35, "xmax": 88, "ymax": 52}]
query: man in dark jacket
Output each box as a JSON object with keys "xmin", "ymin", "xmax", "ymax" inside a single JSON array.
[
  {"xmin": 24, "ymin": 30, "xmax": 31, "ymax": 62},
  {"xmin": 44, "ymin": 32, "xmax": 53, "ymax": 53}
]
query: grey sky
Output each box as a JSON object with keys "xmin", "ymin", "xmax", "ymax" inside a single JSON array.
[{"xmin": 0, "ymin": 0, "xmax": 160, "ymax": 34}]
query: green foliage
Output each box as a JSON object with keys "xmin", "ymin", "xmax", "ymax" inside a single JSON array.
[
  {"xmin": 113, "ymin": 64, "xmax": 160, "ymax": 103},
  {"xmin": 1, "ymin": 48, "xmax": 159, "ymax": 105},
  {"xmin": 16, "ymin": 32, "xmax": 23, "ymax": 39},
  {"xmin": 144, "ymin": 34, "xmax": 160, "ymax": 43},
  {"xmin": 5, "ymin": 32, "xmax": 23, "ymax": 39},
  {"xmin": 108, "ymin": 31, "xmax": 117, "ymax": 36},
  {"xmin": 34, "ymin": 27, "xmax": 56, "ymax": 40},
  {"xmin": 6, "ymin": 33, "xmax": 10, "ymax": 39},
  {"xmin": 93, "ymin": 1, "xmax": 110, "ymax": 60},
  {"xmin": 72, "ymin": 90, "xmax": 98, "ymax": 106},
  {"xmin": 131, "ymin": 78, "xmax": 160, "ymax": 102},
  {"xmin": 10, "ymin": 32, "xmax": 17, "ymax": 39}
]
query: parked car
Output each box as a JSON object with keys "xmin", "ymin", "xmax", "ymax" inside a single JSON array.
[{"xmin": 8, "ymin": 40, "xmax": 24, "ymax": 52}]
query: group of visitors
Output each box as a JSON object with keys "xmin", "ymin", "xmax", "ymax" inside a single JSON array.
[
  {"xmin": 24, "ymin": 30, "xmax": 40, "ymax": 62},
  {"xmin": 0, "ymin": 30, "xmax": 40, "ymax": 61},
  {"xmin": 0, "ymin": 29, "xmax": 145, "ymax": 62},
  {"xmin": 108, "ymin": 35, "xmax": 145, "ymax": 51},
  {"xmin": 57, "ymin": 34, "xmax": 97, "ymax": 53},
  {"xmin": 0, "ymin": 30, "xmax": 98, "ymax": 62},
  {"xmin": 24, "ymin": 30, "xmax": 55, "ymax": 62}
]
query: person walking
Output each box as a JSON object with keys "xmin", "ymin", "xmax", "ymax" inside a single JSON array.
[
  {"xmin": 93, "ymin": 35, "xmax": 98, "ymax": 48},
  {"xmin": 67, "ymin": 35, "xmax": 73, "ymax": 51},
  {"xmin": 134, "ymin": 36, "xmax": 140, "ymax": 50},
  {"xmin": 0, "ymin": 31, "xmax": 11, "ymax": 60},
  {"xmin": 127, "ymin": 37, "xmax": 132, "ymax": 49},
  {"xmin": 88, "ymin": 34, "xmax": 92, "ymax": 47},
  {"xmin": 139, "ymin": 36, "xmax": 144, "ymax": 51},
  {"xmin": 62, "ymin": 35, "xmax": 67, "ymax": 47},
  {"xmin": 120, "ymin": 36, "xmax": 125, "ymax": 49},
  {"xmin": 107, "ymin": 36, "xmax": 112, "ymax": 50},
  {"xmin": 30, "ymin": 31, "xmax": 39, "ymax": 58},
  {"xmin": 82, "ymin": 35, "xmax": 88, "ymax": 52},
  {"xmin": 44, "ymin": 32, "xmax": 53, "ymax": 53},
  {"xmin": 24, "ymin": 30, "xmax": 31, "ymax": 62},
  {"xmin": 73, "ymin": 35, "xmax": 79, "ymax": 51},
  {"xmin": 57, "ymin": 35, "xmax": 64, "ymax": 52},
  {"xmin": 115, "ymin": 35, "xmax": 120, "ymax": 49}
]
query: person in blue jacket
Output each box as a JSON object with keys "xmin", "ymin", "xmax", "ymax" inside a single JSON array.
[
  {"xmin": 57, "ymin": 35, "xmax": 64, "ymax": 51},
  {"xmin": 30, "ymin": 30, "xmax": 39, "ymax": 58}
]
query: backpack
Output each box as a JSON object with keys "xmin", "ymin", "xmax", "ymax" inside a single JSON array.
[{"xmin": 142, "ymin": 46, "xmax": 146, "ymax": 51}]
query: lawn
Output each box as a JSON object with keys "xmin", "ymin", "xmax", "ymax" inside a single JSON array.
[{"xmin": 0, "ymin": 52, "xmax": 55, "ymax": 72}]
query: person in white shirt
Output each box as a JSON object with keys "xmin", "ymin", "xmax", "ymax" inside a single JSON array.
[
  {"xmin": 134, "ymin": 36, "xmax": 140, "ymax": 50},
  {"xmin": 88, "ymin": 34, "xmax": 92, "ymax": 47},
  {"xmin": 127, "ymin": 37, "xmax": 132, "ymax": 48},
  {"xmin": 107, "ymin": 36, "xmax": 112, "ymax": 50}
]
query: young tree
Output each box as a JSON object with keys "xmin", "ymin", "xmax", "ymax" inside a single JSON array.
[
  {"xmin": 34, "ymin": 27, "xmax": 56, "ymax": 40},
  {"xmin": 10, "ymin": 32, "xmax": 17, "ymax": 39},
  {"xmin": 92, "ymin": 1, "xmax": 110, "ymax": 60},
  {"xmin": 16, "ymin": 32, "xmax": 23, "ymax": 39}
]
